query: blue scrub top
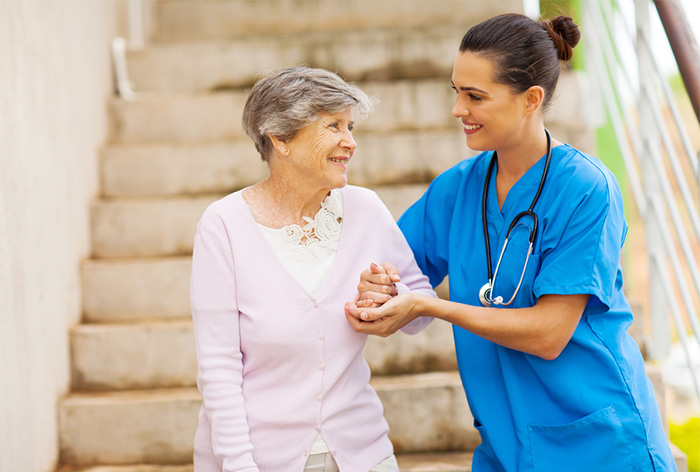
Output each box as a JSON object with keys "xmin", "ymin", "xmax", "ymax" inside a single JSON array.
[{"xmin": 398, "ymin": 144, "xmax": 676, "ymax": 471}]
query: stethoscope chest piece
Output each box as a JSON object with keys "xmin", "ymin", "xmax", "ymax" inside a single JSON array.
[{"xmin": 479, "ymin": 282, "xmax": 492, "ymax": 307}]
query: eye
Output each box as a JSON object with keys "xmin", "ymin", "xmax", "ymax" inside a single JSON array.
[
  {"xmin": 347, "ymin": 124, "xmax": 354, "ymax": 132},
  {"xmin": 328, "ymin": 122, "xmax": 340, "ymax": 131},
  {"xmin": 468, "ymin": 93, "xmax": 483, "ymax": 102},
  {"xmin": 450, "ymin": 84, "xmax": 458, "ymax": 94}
]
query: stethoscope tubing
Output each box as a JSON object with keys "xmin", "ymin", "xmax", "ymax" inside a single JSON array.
[{"xmin": 479, "ymin": 128, "xmax": 553, "ymax": 307}]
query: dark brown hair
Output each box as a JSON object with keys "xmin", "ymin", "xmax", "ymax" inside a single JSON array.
[{"xmin": 459, "ymin": 13, "xmax": 581, "ymax": 110}]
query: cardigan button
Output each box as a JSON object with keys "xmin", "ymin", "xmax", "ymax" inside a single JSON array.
[
  {"xmin": 318, "ymin": 332, "xmax": 325, "ymax": 340},
  {"xmin": 313, "ymin": 301, "xmax": 319, "ymax": 309}
]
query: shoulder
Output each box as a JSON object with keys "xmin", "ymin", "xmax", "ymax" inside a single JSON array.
[
  {"xmin": 196, "ymin": 190, "xmax": 249, "ymax": 239},
  {"xmin": 341, "ymin": 185, "xmax": 395, "ymax": 223},
  {"xmin": 341, "ymin": 184, "xmax": 380, "ymax": 203},
  {"xmin": 418, "ymin": 151, "xmax": 490, "ymax": 207},
  {"xmin": 434, "ymin": 151, "xmax": 489, "ymax": 185},
  {"xmin": 342, "ymin": 184, "xmax": 394, "ymax": 211},
  {"xmin": 549, "ymin": 144, "xmax": 621, "ymax": 206}
]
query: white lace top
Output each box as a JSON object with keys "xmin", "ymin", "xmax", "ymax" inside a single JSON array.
[{"xmin": 257, "ymin": 189, "xmax": 342, "ymax": 297}]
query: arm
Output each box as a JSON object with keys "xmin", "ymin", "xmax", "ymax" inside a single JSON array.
[
  {"xmin": 346, "ymin": 292, "xmax": 589, "ymax": 359},
  {"xmin": 354, "ymin": 174, "xmax": 455, "ymax": 308},
  {"xmin": 366, "ymin": 191, "xmax": 437, "ymax": 334},
  {"xmin": 191, "ymin": 226, "xmax": 260, "ymax": 472}
]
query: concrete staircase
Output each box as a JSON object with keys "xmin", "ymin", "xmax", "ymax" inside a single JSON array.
[{"xmin": 56, "ymin": 1, "xmax": 605, "ymax": 471}]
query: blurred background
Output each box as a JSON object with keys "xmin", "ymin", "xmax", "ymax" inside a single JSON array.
[{"xmin": 1, "ymin": 0, "xmax": 698, "ymax": 471}]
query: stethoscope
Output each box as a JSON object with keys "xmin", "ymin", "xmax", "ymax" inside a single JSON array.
[{"xmin": 478, "ymin": 129, "xmax": 552, "ymax": 307}]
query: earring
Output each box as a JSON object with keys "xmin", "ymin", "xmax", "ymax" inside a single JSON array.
[{"xmin": 283, "ymin": 146, "xmax": 289, "ymax": 154}]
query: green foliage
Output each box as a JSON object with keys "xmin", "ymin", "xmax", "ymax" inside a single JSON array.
[{"xmin": 671, "ymin": 417, "xmax": 700, "ymax": 472}]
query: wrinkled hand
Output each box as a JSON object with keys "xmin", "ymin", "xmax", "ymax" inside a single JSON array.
[
  {"xmin": 345, "ymin": 292, "xmax": 420, "ymax": 337},
  {"xmin": 356, "ymin": 262, "xmax": 401, "ymax": 309}
]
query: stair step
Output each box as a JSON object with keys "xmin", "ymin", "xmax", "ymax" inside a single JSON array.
[
  {"xmin": 128, "ymin": 26, "xmax": 462, "ymax": 93},
  {"xmin": 57, "ymin": 466, "xmax": 193, "ymax": 472},
  {"xmin": 82, "ymin": 257, "xmax": 191, "ymax": 323},
  {"xmin": 91, "ymin": 195, "xmax": 216, "ymax": 258},
  {"xmin": 398, "ymin": 452, "xmax": 473, "ymax": 471},
  {"xmin": 91, "ymin": 184, "xmax": 430, "ymax": 259},
  {"xmin": 59, "ymin": 372, "xmax": 476, "ymax": 465},
  {"xmin": 101, "ymin": 130, "xmax": 468, "ymax": 198},
  {"xmin": 108, "ymin": 79, "xmax": 459, "ymax": 144},
  {"xmin": 109, "ymin": 73, "xmax": 587, "ymax": 148},
  {"xmin": 154, "ymin": 0, "xmax": 522, "ymax": 42},
  {"xmin": 70, "ymin": 320, "xmax": 197, "ymax": 391},
  {"xmin": 373, "ymin": 372, "xmax": 478, "ymax": 453},
  {"xmin": 70, "ymin": 317, "xmax": 456, "ymax": 391},
  {"xmin": 56, "ymin": 452, "xmax": 473, "ymax": 472},
  {"xmin": 59, "ymin": 388, "xmax": 200, "ymax": 465}
]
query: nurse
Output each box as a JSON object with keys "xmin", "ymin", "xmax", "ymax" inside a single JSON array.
[{"xmin": 345, "ymin": 13, "xmax": 677, "ymax": 472}]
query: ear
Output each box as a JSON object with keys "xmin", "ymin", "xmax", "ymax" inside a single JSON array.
[
  {"xmin": 523, "ymin": 86, "xmax": 545, "ymax": 115},
  {"xmin": 268, "ymin": 135, "xmax": 290, "ymax": 157}
]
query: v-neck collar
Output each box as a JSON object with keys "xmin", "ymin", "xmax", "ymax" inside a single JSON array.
[
  {"xmin": 237, "ymin": 187, "xmax": 348, "ymax": 303},
  {"xmin": 486, "ymin": 149, "xmax": 551, "ymax": 226}
]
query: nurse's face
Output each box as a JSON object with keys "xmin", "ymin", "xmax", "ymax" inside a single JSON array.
[{"xmin": 451, "ymin": 52, "xmax": 528, "ymax": 152}]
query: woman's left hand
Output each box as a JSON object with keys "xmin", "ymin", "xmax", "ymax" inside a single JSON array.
[{"xmin": 344, "ymin": 292, "xmax": 422, "ymax": 337}]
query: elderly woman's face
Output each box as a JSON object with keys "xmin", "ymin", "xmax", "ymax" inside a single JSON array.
[{"xmin": 285, "ymin": 108, "xmax": 357, "ymax": 191}]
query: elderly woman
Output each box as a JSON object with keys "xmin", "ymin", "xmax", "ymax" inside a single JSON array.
[{"xmin": 190, "ymin": 67, "xmax": 436, "ymax": 472}]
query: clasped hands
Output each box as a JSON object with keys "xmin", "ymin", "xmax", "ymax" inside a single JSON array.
[{"xmin": 344, "ymin": 262, "xmax": 420, "ymax": 337}]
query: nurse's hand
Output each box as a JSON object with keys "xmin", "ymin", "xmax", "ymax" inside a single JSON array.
[
  {"xmin": 345, "ymin": 292, "xmax": 422, "ymax": 337},
  {"xmin": 356, "ymin": 262, "xmax": 401, "ymax": 308}
]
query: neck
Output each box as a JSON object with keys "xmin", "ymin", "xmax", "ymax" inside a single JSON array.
[
  {"xmin": 249, "ymin": 172, "xmax": 332, "ymax": 228},
  {"xmin": 495, "ymin": 126, "xmax": 550, "ymax": 181},
  {"xmin": 493, "ymin": 125, "xmax": 551, "ymax": 210}
]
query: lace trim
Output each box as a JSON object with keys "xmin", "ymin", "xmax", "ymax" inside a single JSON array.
[{"xmin": 264, "ymin": 189, "xmax": 343, "ymax": 259}]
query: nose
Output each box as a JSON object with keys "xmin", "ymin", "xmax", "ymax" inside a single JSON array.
[
  {"xmin": 452, "ymin": 95, "xmax": 468, "ymax": 119},
  {"xmin": 341, "ymin": 129, "xmax": 357, "ymax": 151}
]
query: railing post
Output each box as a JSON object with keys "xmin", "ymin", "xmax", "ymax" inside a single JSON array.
[{"xmin": 636, "ymin": 0, "xmax": 670, "ymax": 361}]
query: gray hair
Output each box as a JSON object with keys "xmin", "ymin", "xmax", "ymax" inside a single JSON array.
[{"xmin": 242, "ymin": 66, "xmax": 375, "ymax": 162}]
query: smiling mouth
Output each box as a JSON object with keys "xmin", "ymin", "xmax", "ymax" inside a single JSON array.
[
  {"xmin": 464, "ymin": 124, "xmax": 482, "ymax": 130},
  {"xmin": 329, "ymin": 157, "xmax": 349, "ymax": 164}
]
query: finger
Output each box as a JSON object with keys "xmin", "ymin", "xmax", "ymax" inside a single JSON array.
[
  {"xmin": 358, "ymin": 280, "xmax": 397, "ymax": 295},
  {"xmin": 358, "ymin": 291, "xmax": 393, "ymax": 305},
  {"xmin": 380, "ymin": 262, "xmax": 401, "ymax": 282},
  {"xmin": 370, "ymin": 262, "xmax": 386, "ymax": 274},
  {"xmin": 358, "ymin": 307, "xmax": 383, "ymax": 322},
  {"xmin": 345, "ymin": 310, "xmax": 381, "ymax": 333},
  {"xmin": 356, "ymin": 298, "xmax": 373, "ymax": 307},
  {"xmin": 345, "ymin": 309, "xmax": 364, "ymax": 330},
  {"xmin": 358, "ymin": 269, "xmax": 394, "ymax": 292},
  {"xmin": 344, "ymin": 302, "xmax": 362, "ymax": 320},
  {"xmin": 356, "ymin": 297, "xmax": 384, "ymax": 309}
]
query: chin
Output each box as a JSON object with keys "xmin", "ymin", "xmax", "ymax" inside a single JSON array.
[
  {"xmin": 465, "ymin": 135, "xmax": 491, "ymax": 153},
  {"xmin": 331, "ymin": 175, "xmax": 348, "ymax": 189}
]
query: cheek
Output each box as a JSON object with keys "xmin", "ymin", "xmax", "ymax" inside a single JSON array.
[{"xmin": 308, "ymin": 136, "xmax": 333, "ymax": 160}]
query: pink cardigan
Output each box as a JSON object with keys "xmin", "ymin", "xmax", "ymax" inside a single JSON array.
[{"xmin": 190, "ymin": 185, "xmax": 435, "ymax": 472}]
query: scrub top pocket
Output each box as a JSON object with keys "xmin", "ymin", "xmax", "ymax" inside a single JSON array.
[{"xmin": 527, "ymin": 405, "xmax": 633, "ymax": 472}]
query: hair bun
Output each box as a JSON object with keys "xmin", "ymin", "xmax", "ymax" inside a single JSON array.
[{"xmin": 542, "ymin": 15, "xmax": 581, "ymax": 61}]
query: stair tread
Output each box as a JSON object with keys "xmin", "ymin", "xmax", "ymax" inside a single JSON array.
[
  {"xmin": 55, "ymin": 451, "xmax": 474, "ymax": 471},
  {"xmin": 154, "ymin": 0, "xmax": 521, "ymax": 41},
  {"xmin": 65, "ymin": 371, "xmax": 464, "ymax": 403}
]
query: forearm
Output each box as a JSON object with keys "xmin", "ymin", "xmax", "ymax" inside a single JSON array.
[{"xmin": 414, "ymin": 294, "xmax": 587, "ymax": 360}]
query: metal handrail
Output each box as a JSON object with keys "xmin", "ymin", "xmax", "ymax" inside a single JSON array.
[
  {"xmin": 653, "ymin": 0, "xmax": 700, "ymax": 125},
  {"xmin": 583, "ymin": 0, "xmax": 700, "ymax": 405}
]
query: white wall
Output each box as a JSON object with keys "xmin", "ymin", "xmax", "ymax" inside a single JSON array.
[{"xmin": 0, "ymin": 2, "xmax": 117, "ymax": 471}]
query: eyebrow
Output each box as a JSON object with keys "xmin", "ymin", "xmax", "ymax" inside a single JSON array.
[{"xmin": 451, "ymin": 81, "xmax": 489, "ymax": 95}]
